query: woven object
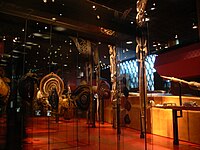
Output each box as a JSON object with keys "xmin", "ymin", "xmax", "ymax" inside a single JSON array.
[{"xmin": 40, "ymin": 72, "xmax": 64, "ymax": 98}]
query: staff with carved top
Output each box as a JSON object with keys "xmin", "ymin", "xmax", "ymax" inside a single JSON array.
[{"xmin": 136, "ymin": 0, "xmax": 148, "ymax": 148}]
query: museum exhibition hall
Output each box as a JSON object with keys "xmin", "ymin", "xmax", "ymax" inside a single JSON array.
[{"xmin": 1, "ymin": 0, "xmax": 200, "ymax": 149}]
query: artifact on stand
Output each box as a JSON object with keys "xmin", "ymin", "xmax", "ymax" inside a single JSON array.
[
  {"xmin": 18, "ymin": 71, "xmax": 38, "ymax": 138},
  {"xmin": 18, "ymin": 71, "xmax": 38, "ymax": 104},
  {"xmin": 122, "ymin": 77, "xmax": 131, "ymax": 125},
  {"xmin": 98, "ymin": 79, "xmax": 110, "ymax": 124},
  {"xmin": 48, "ymin": 87, "xmax": 59, "ymax": 122},
  {"xmin": 109, "ymin": 45, "xmax": 118, "ymax": 129}
]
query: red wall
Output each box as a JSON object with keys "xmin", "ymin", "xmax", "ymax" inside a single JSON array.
[{"xmin": 155, "ymin": 42, "xmax": 200, "ymax": 79}]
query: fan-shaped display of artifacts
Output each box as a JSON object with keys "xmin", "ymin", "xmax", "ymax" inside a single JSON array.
[
  {"xmin": 40, "ymin": 72, "xmax": 64, "ymax": 98},
  {"xmin": 72, "ymin": 85, "xmax": 91, "ymax": 111}
]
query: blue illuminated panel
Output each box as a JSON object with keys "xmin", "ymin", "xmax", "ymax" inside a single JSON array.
[{"xmin": 119, "ymin": 55, "xmax": 156, "ymax": 91}]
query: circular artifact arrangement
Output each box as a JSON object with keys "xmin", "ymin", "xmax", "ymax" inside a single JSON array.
[
  {"xmin": 72, "ymin": 85, "xmax": 90, "ymax": 111},
  {"xmin": 40, "ymin": 72, "xmax": 64, "ymax": 98}
]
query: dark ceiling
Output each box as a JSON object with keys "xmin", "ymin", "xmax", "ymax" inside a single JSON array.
[{"xmin": 0, "ymin": 0, "xmax": 199, "ymax": 79}]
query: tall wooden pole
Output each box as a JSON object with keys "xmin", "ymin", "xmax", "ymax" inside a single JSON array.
[
  {"xmin": 136, "ymin": 0, "xmax": 148, "ymax": 149},
  {"xmin": 108, "ymin": 45, "xmax": 117, "ymax": 128}
]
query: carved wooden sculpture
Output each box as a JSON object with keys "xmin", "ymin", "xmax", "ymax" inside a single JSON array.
[
  {"xmin": 136, "ymin": 0, "xmax": 148, "ymax": 141},
  {"xmin": 108, "ymin": 45, "xmax": 118, "ymax": 128}
]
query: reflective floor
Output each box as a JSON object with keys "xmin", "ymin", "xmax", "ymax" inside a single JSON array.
[{"xmin": 1, "ymin": 116, "xmax": 200, "ymax": 150}]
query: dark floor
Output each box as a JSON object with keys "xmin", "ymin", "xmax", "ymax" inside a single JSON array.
[{"xmin": 1, "ymin": 116, "xmax": 200, "ymax": 150}]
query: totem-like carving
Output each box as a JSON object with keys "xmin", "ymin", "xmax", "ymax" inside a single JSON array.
[
  {"xmin": 136, "ymin": 0, "xmax": 148, "ymax": 27},
  {"xmin": 109, "ymin": 45, "xmax": 117, "ymax": 102},
  {"xmin": 136, "ymin": 0, "xmax": 148, "ymax": 138},
  {"xmin": 108, "ymin": 45, "xmax": 118, "ymax": 128}
]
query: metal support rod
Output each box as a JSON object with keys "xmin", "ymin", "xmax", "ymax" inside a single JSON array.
[
  {"xmin": 178, "ymin": 83, "xmax": 183, "ymax": 117},
  {"xmin": 172, "ymin": 110, "xmax": 179, "ymax": 145}
]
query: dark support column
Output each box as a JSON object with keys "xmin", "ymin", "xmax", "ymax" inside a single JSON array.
[
  {"xmin": 92, "ymin": 95, "xmax": 96, "ymax": 127},
  {"xmin": 172, "ymin": 109, "xmax": 179, "ymax": 145},
  {"xmin": 101, "ymin": 98, "xmax": 104, "ymax": 124}
]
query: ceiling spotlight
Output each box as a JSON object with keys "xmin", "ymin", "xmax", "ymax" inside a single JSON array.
[
  {"xmin": 1, "ymin": 59, "xmax": 7, "ymax": 62},
  {"xmin": 153, "ymin": 43, "xmax": 157, "ymax": 47},
  {"xmin": 43, "ymin": 0, "xmax": 55, "ymax": 3},
  {"xmin": 3, "ymin": 36, "xmax": 6, "ymax": 41},
  {"xmin": 92, "ymin": 5, "xmax": 97, "ymax": 10},
  {"xmin": 126, "ymin": 41, "xmax": 133, "ymax": 44},
  {"xmin": 192, "ymin": 23, "xmax": 198, "ymax": 29},
  {"xmin": 54, "ymin": 26, "xmax": 66, "ymax": 31},
  {"xmin": 33, "ymin": 33, "xmax": 43, "ymax": 37},
  {"xmin": 52, "ymin": 17, "xmax": 56, "ymax": 21},
  {"xmin": 145, "ymin": 17, "xmax": 150, "ymax": 22},
  {"xmin": 43, "ymin": 36, "xmax": 50, "ymax": 39},
  {"xmin": 150, "ymin": 3, "xmax": 156, "ymax": 10},
  {"xmin": 130, "ymin": 21, "xmax": 134, "ymax": 24},
  {"xmin": 193, "ymin": 25, "xmax": 198, "ymax": 29},
  {"xmin": 12, "ymin": 55, "xmax": 19, "ymax": 59},
  {"xmin": 164, "ymin": 45, "xmax": 168, "ymax": 48},
  {"xmin": 59, "ymin": 13, "xmax": 63, "ymax": 16},
  {"xmin": 97, "ymin": 15, "xmax": 100, "ymax": 19}
]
